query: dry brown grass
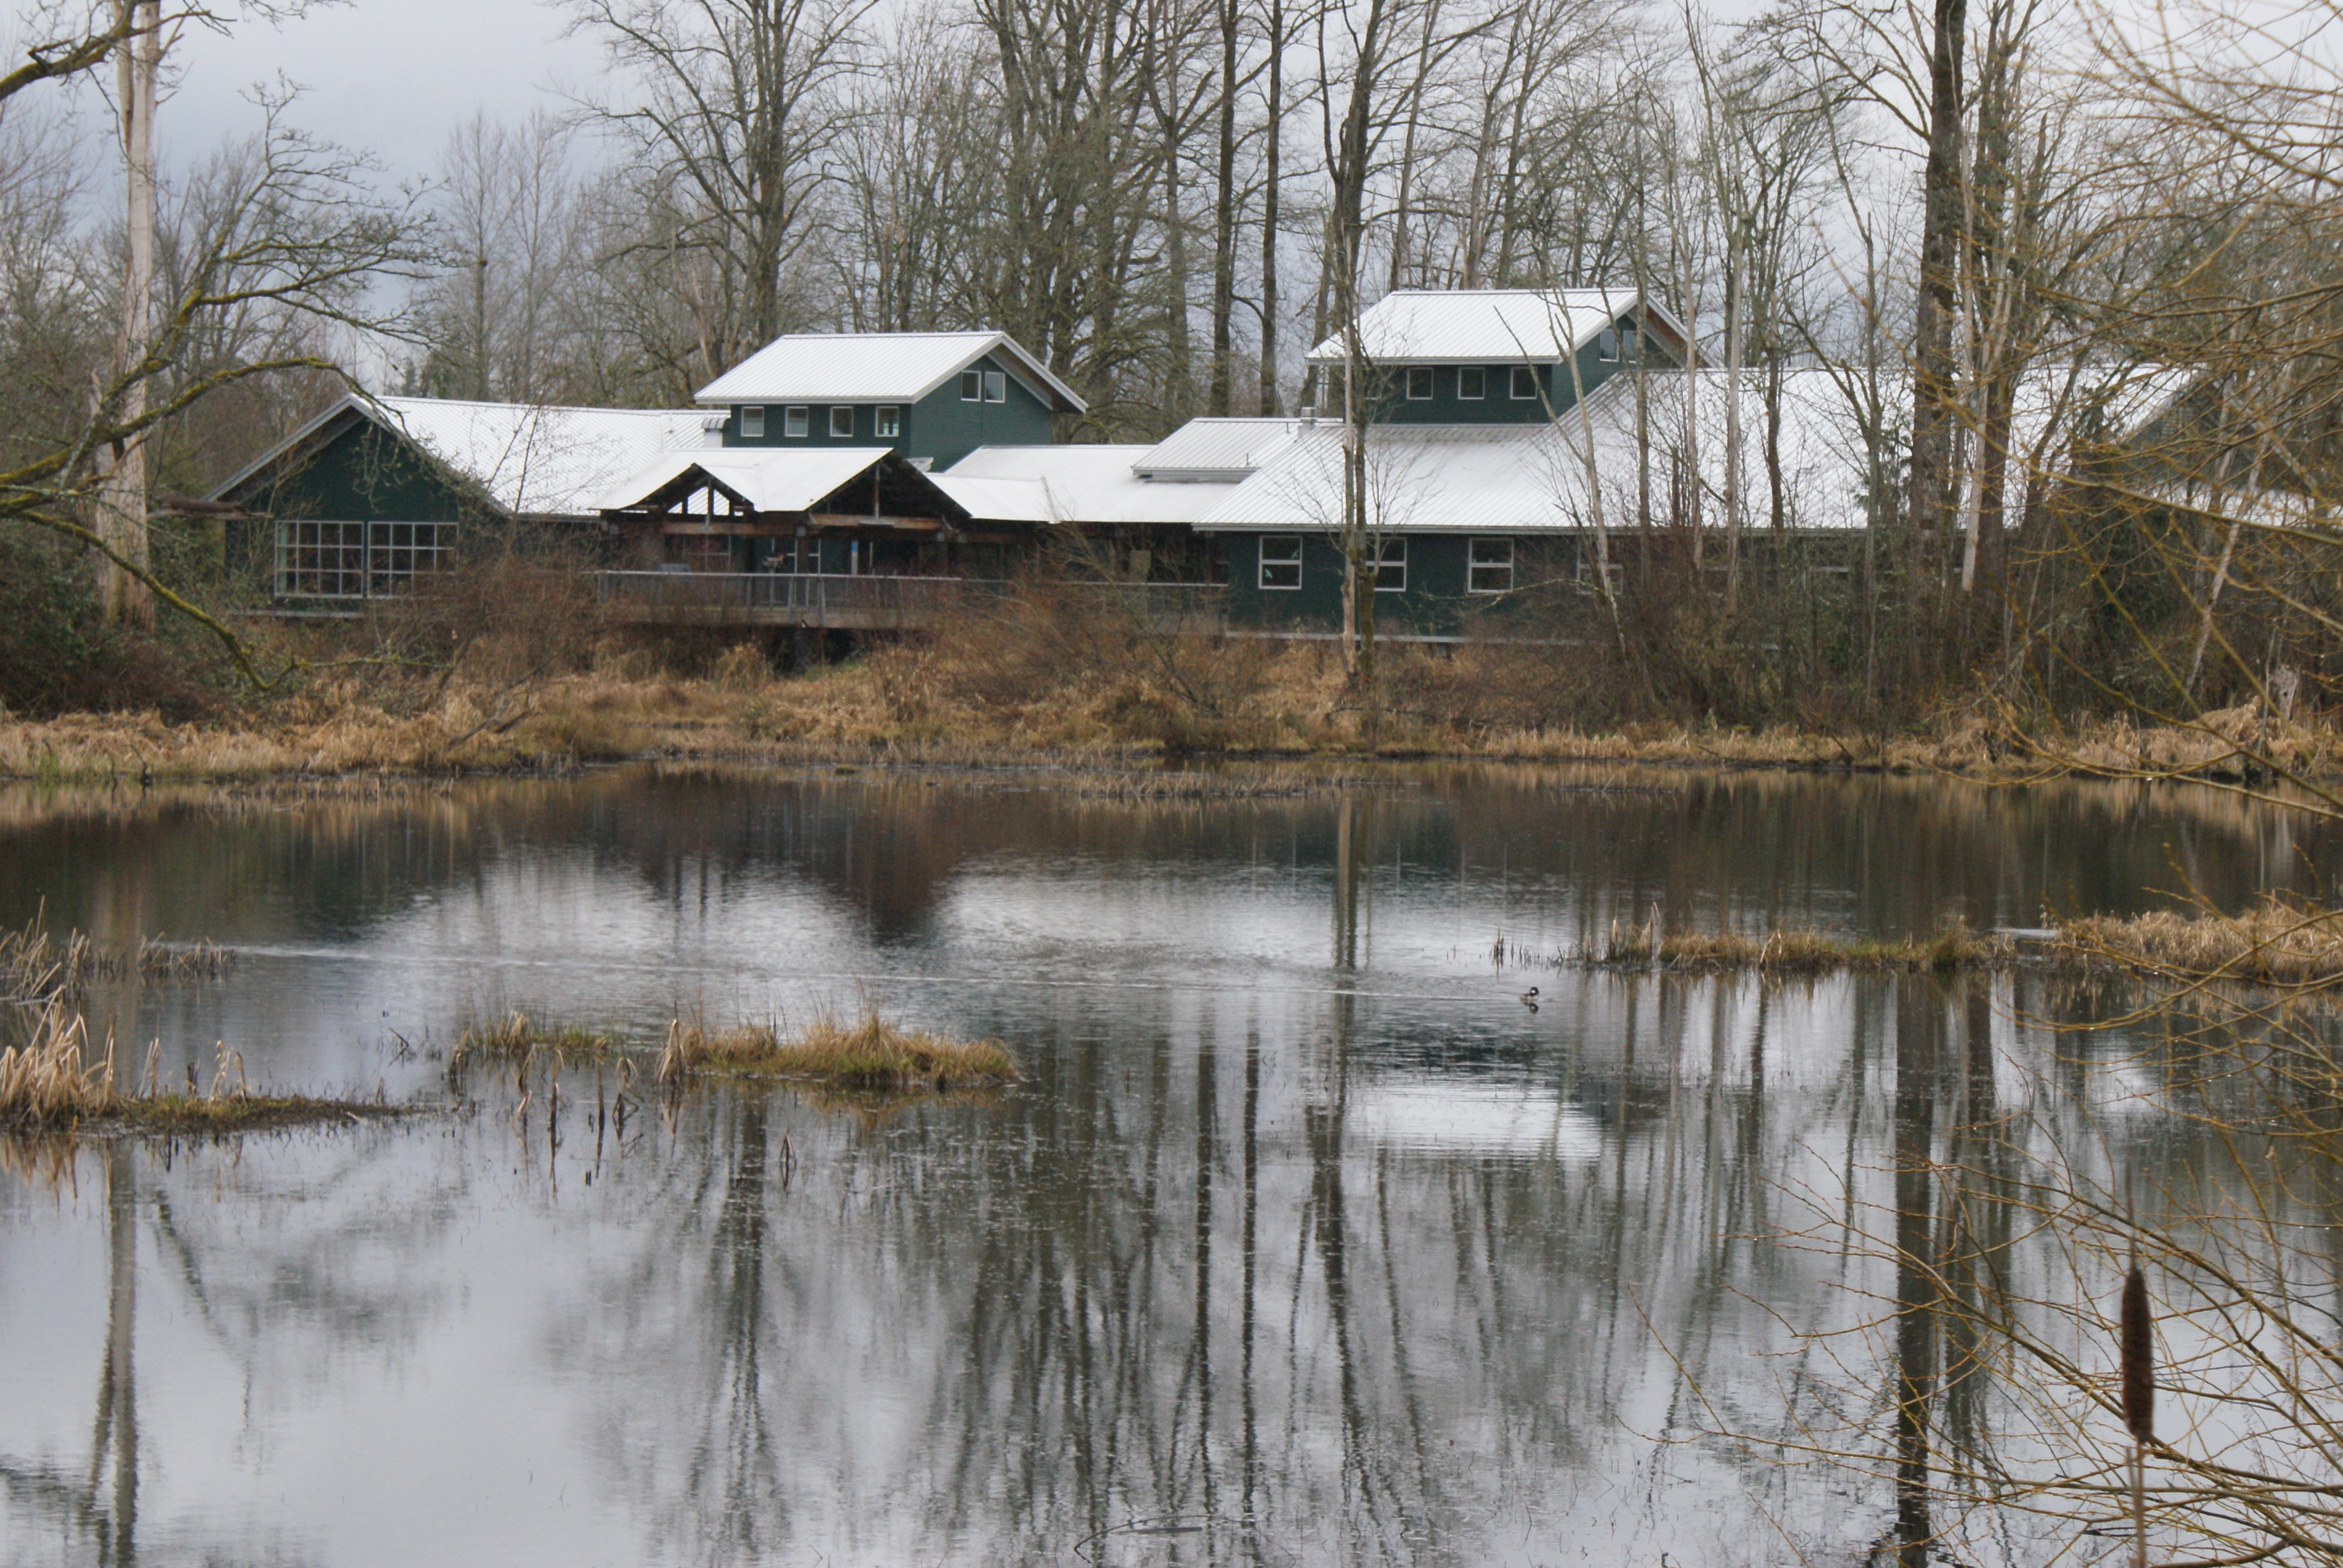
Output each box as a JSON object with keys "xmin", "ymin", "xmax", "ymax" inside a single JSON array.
[
  {"xmin": 2054, "ymin": 896, "xmax": 2343, "ymax": 987},
  {"xmin": 0, "ymin": 1001, "xmax": 404, "ymax": 1132},
  {"xmin": 1, "ymin": 919, "xmax": 235, "ymax": 1001},
  {"xmin": 1591, "ymin": 919, "xmax": 2016, "ymax": 972},
  {"xmin": 656, "ymin": 1010, "xmax": 1020, "ymax": 1092},
  {"xmin": 447, "ymin": 1009, "xmax": 620, "ymax": 1068},
  {"xmin": 7, "ymin": 583, "xmax": 2342, "ymax": 783}
]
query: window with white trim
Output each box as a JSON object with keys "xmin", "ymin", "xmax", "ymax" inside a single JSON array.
[
  {"xmin": 1404, "ymin": 366, "xmax": 1433, "ymax": 400},
  {"xmin": 276, "ymin": 519, "xmax": 367, "ymax": 597},
  {"xmin": 1457, "ymin": 365, "xmax": 1485, "ymax": 400},
  {"xmin": 1597, "ymin": 328, "xmax": 1620, "ymax": 362},
  {"xmin": 1372, "ymin": 536, "xmax": 1406, "ymax": 591},
  {"xmin": 876, "ymin": 405, "xmax": 900, "ymax": 437},
  {"xmin": 740, "ymin": 405, "xmax": 765, "ymax": 438},
  {"xmin": 984, "ymin": 370, "xmax": 1006, "ymax": 403},
  {"xmin": 1510, "ymin": 365, "xmax": 1539, "ymax": 400},
  {"xmin": 960, "ymin": 370, "xmax": 982, "ymax": 400},
  {"xmin": 275, "ymin": 520, "xmax": 454, "ymax": 598},
  {"xmin": 829, "ymin": 405, "xmax": 854, "ymax": 438},
  {"xmin": 1467, "ymin": 537, "xmax": 1514, "ymax": 593},
  {"xmin": 367, "ymin": 521, "xmax": 455, "ymax": 595},
  {"xmin": 1258, "ymin": 534, "xmax": 1302, "ymax": 590},
  {"xmin": 784, "ymin": 406, "xmax": 809, "ymax": 437}
]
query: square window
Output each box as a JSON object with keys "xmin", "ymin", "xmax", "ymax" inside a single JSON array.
[
  {"xmin": 1467, "ymin": 537, "xmax": 1514, "ymax": 593},
  {"xmin": 960, "ymin": 370, "xmax": 981, "ymax": 400},
  {"xmin": 1457, "ymin": 366, "xmax": 1485, "ymax": 400},
  {"xmin": 1405, "ymin": 366, "xmax": 1433, "ymax": 400},
  {"xmin": 1258, "ymin": 534, "xmax": 1302, "ymax": 591},
  {"xmin": 1510, "ymin": 365, "xmax": 1539, "ymax": 400},
  {"xmin": 784, "ymin": 406, "xmax": 809, "ymax": 437},
  {"xmin": 984, "ymin": 370, "xmax": 1006, "ymax": 403},
  {"xmin": 829, "ymin": 405, "xmax": 854, "ymax": 438},
  {"xmin": 876, "ymin": 405, "xmax": 900, "ymax": 438},
  {"xmin": 1372, "ymin": 536, "xmax": 1406, "ymax": 592},
  {"xmin": 740, "ymin": 405, "xmax": 765, "ymax": 438}
]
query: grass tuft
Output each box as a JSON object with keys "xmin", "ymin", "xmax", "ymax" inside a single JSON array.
[
  {"xmin": 1, "ymin": 917, "xmax": 234, "ymax": 1002},
  {"xmin": 2055, "ymin": 896, "xmax": 2343, "ymax": 987},
  {"xmin": 657, "ymin": 1010, "xmax": 1020, "ymax": 1092},
  {"xmin": 1594, "ymin": 919, "xmax": 2014, "ymax": 972},
  {"xmin": 1, "ymin": 1001, "xmax": 405, "ymax": 1134},
  {"xmin": 449, "ymin": 1009, "xmax": 619, "ymax": 1069}
]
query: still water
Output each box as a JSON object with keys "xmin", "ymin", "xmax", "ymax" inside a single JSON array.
[{"xmin": 0, "ymin": 764, "xmax": 2330, "ymax": 1567}]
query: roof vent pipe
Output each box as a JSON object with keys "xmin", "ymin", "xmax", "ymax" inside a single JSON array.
[{"xmin": 1298, "ymin": 404, "xmax": 1316, "ymax": 426}]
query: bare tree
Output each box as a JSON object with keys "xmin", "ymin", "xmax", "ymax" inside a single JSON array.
[{"xmin": 566, "ymin": 0, "xmax": 877, "ymax": 386}]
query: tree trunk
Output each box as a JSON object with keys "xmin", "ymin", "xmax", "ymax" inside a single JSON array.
[
  {"xmin": 1257, "ymin": 0, "xmax": 1284, "ymax": 416},
  {"xmin": 1208, "ymin": 0, "xmax": 1239, "ymax": 414},
  {"xmin": 97, "ymin": 0, "xmax": 158, "ymax": 632},
  {"xmin": 1907, "ymin": 0, "xmax": 1968, "ymax": 631}
]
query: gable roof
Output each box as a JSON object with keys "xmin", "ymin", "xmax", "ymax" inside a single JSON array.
[
  {"xmin": 596, "ymin": 447, "xmax": 955, "ymax": 517},
  {"xmin": 1305, "ymin": 288, "xmax": 1689, "ymax": 367},
  {"xmin": 206, "ymin": 394, "xmax": 720, "ymax": 518},
  {"xmin": 693, "ymin": 330, "xmax": 1087, "ymax": 414}
]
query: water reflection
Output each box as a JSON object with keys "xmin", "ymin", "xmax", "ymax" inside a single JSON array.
[{"xmin": 1, "ymin": 766, "xmax": 2331, "ymax": 1566}]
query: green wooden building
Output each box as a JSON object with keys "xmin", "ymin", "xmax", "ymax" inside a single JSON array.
[{"xmin": 696, "ymin": 330, "xmax": 1085, "ymax": 470}]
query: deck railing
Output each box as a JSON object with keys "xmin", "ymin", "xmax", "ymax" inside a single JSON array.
[
  {"xmin": 589, "ymin": 571, "xmax": 999, "ymax": 619},
  {"xmin": 587, "ymin": 571, "xmax": 1223, "ymax": 626}
]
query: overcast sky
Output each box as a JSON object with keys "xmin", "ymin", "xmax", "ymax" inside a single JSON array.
[{"xmin": 166, "ymin": 0, "xmax": 604, "ymax": 182}]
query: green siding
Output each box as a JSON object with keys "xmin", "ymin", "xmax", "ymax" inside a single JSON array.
[
  {"xmin": 1364, "ymin": 315, "xmax": 1682, "ymax": 426},
  {"xmin": 1219, "ymin": 531, "xmax": 1517, "ymax": 637},
  {"xmin": 220, "ymin": 415, "xmax": 500, "ymax": 591},
  {"xmin": 721, "ymin": 352, "xmax": 1055, "ymax": 468}
]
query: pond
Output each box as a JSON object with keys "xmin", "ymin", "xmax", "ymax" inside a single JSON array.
[{"xmin": 1, "ymin": 763, "xmax": 2333, "ymax": 1567}]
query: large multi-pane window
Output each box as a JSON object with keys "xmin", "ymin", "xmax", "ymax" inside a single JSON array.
[
  {"xmin": 275, "ymin": 519, "xmax": 454, "ymax": 598},
  {"xmin": 276, "ymin": 520, "xmax": 367, "ymax": 597}
]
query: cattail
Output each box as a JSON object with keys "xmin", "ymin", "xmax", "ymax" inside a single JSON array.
[{"xmin": 2121, "ymin": 1261, "xmax": 2155, "ymax": 1445}]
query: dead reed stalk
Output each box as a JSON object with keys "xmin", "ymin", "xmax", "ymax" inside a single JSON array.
[{"xmin": 0, "ymin": 1001, "xmax": 115, "ymax": 1122}]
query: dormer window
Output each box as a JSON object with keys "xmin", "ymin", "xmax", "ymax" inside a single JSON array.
[
  {"xmin": 1457, "ymin": 367, "xmax": 1485, "ymax": 400},
  {"xmin": 1404, "ymin": 367, "xmax": 1433, "ymax": 400},
  {"xmin": 740, "ymin": 405, "xmax": 765, "ymax": 438},
  {"xmin": 1510, "ymin": 365, "xmax": 1539, "ymax": 400},
  {"xmin": 829, "ymin": 406, "xmax": 854, "ymax": 437}
]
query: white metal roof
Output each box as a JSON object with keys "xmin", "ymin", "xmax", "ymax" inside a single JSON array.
[
  {"xmin": 924, "ymin": 473, "xmax": 1054, "ymax": 524},
  {"xmin": 1195, "ymin": 421, "xmax": 1584, "ymax": 534},
  {"xmin": 1305, "ymin": 288, "xmax": 1665, "ymax": 366},
  {"xmin": 694, "ymin": 330, "xmax": 1086, "ymax": 413},
  {"xmin": 1196, "ymin": 370, "xmax": 1883, "ymax": 535},
  {"xmin": 943, "ymin": 445, "xmax": 1243, "ymax": 524},
  {"xmin": 1130, "ymin": 418, "xmax": 1303, "ymax": 481},
  {"xmin": 205, "ymin": 394, "xmax": 721, "ymax": 517},
  {"xmin": 595, "ymin": 447, "xmax": 901, "ymax": 515}
]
